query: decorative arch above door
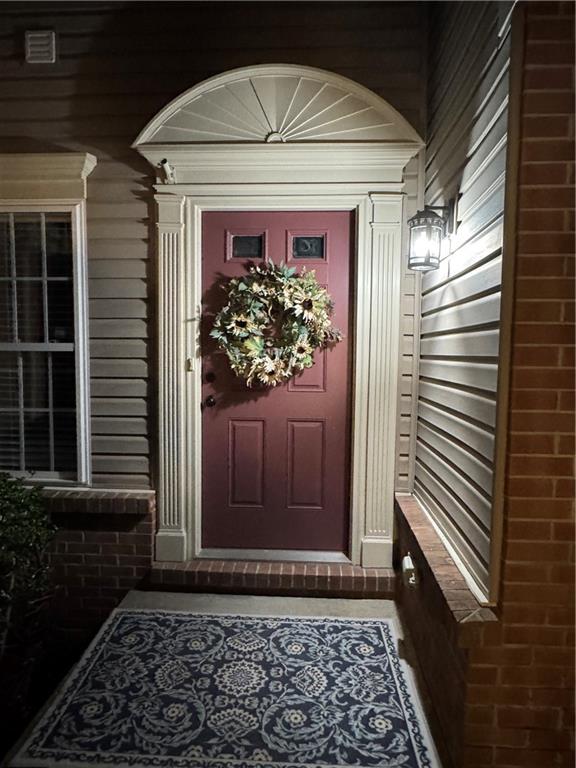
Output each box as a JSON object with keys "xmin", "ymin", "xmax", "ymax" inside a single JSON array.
[
  {"xmin": 134, "ymin": 63, "xmax": 422, "ymax": 146},
  {"xmin": 133, "ymin": 64, "xmax": 423, "ymax": 567}
]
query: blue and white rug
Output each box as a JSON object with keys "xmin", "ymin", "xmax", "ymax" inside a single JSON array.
[{"xmin": 11, "ymin": 610, "xmax": 438, "ymax": 768}]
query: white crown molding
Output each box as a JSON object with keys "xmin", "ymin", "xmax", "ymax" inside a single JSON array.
[
  {"xmin": 0, "ymin": 153, "xmax": 97, "ymax": 200},
  {"xmin": 137, "ymin": 143, "xmax": 421, "ymax": 186}
]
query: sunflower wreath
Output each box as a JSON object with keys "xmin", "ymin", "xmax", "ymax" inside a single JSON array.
[{"xmin": 210, "ymin": 262, "xmax": 342, "ymax": 387}]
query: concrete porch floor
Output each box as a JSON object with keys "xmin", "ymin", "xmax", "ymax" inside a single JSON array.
[{"xmin": 119, "ymin": 589, "xmax": 400, "ymax": 619}]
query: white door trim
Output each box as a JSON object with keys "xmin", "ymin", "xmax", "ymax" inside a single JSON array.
[
  {"xmin": 133, "ymin": 64, "xmax": 423, "ymax": 567},
  {"xmin": 151, "ymin": 182, "xmax": 415, "ymax": 567}
]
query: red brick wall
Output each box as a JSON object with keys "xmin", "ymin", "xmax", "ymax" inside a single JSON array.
[
  {"xmin": 45, "ymin": 493, "xmax": 155, "ymax": 647},
  {"xmin": 463, "ymin": 3, "xmax": 575, "ymax": 766},
  {"xmin": 396, "ymin": 4, "xmax": 574, "ymax": 767},
  {"xmin": 394, "ymin": 498, "xmax": 472, "ymax": 768}
]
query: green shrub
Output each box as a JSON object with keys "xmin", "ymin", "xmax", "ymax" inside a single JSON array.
[{"xmin": 0, "ymin": 473, "xmax": 56, "ymax": 658}]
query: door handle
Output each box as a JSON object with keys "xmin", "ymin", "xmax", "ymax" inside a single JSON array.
[{"xmin": 204, "ymin": 395, "xmax": 217, "ymax": 408}]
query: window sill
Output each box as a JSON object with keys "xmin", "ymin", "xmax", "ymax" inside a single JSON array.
[{"xmin": 42, "ymin": 487, "xmax": 155, "ymax": 516}]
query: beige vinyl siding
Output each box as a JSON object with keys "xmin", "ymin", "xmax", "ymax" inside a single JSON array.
[
  {"xmin": 0, "ymin": 1, "xmax": 426, "ymax": 489},
  {"xmin": 396, "ymin": 151, "xmax": 425, "ymax": 492},
  {"xmin": 415, "ymin": 1, "xmax": 511, "ymax": 598}
]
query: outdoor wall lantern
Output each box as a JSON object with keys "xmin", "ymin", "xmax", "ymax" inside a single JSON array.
[{"xmin": 407, "ymin": 200, "xmax": 456, "ymax": 272}]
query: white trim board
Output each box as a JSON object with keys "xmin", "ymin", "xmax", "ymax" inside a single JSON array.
[{"xmin": 133, "ymin": 65, "xmax": 423, "ymax": 567}]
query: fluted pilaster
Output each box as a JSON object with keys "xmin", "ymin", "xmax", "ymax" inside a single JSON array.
[
  {"xmin": 156, "ymin": 195, "xmax": 186, "ymax": 561},
  {"xmin": 361, "ymin": 195, "xmax": 403, "ymax": 566}
]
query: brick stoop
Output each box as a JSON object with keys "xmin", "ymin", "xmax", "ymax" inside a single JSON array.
[{"xmin": 149, "ymin": 560, "xmax": 396, "ymax": 598}]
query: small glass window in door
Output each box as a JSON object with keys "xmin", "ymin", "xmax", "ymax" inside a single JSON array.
[
  {"xmin": 231, "ymin": 234, "xmax": 264, "ymax": 259},
  {"xmin": 291, "ymin": 234, "xmax": 326, "ymax": 260}
]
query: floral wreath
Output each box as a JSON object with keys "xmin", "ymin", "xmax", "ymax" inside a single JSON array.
[{"xmin": 210, "ymin": 262, "xmax": 342, "ymax": 387}]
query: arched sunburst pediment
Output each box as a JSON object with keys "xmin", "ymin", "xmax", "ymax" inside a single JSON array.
[{"xmin": 134, "ymin": 64, "xmax": 422, "ymax": 146}]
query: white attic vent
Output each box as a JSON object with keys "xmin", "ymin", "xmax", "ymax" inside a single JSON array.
[{"xmin": 25, "ymin": 30, "xmax": 56, "ymax": 64}]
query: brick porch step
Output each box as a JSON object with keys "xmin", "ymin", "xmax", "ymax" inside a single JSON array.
[{"xmin": 149, "ymin": 560, "xmax": 396, "ymax": 598}]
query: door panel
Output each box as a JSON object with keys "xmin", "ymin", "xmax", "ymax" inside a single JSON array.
[
  {"xmin": 228, "ymin": 420, "xmax": 265, "ymax": 507},
  {"xmin": 201, "ymin": 210, "xmax": 352, "ymax": 552},
  {"xmin": 287, "ymin": 420, "xmax": 325, "ymax": 508}
]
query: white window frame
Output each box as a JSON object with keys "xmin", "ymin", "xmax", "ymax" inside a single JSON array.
[
  {"xmin": 0, "ymin": 203, "xmax": 90, "ymax": 484},
  {"xmin": 0, "ymin": 152, "xmax": 96, "ymax": 485}
]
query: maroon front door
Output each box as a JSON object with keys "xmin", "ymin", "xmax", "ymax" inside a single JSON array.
[{"xmin": 201, "ymin": 211, "xmax": 352, "ymax": 552}]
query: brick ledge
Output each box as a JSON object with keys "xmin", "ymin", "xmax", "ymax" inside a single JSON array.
[
  {"xmin": 43, "ymin": 487, "xmax": 155, "ymax": 499},
  {"xmin": 394, "ymin": 494, "xmax": 497, "ymax": 641},
  {"xmin": 43, "ymin": 488, "xmax": 156, "ymax": 516}
]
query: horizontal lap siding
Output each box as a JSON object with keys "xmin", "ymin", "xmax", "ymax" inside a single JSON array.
[
  {"xmin": 0, "ymin": 1, "xmax": 426, "ymax": 489},
  {"xmin": 396, "ymin": 154, "xmax": 424, "ymax": 492},
  {"xmin": 416, "ymin": 1, "xmax": 511, "ymax": 597}
]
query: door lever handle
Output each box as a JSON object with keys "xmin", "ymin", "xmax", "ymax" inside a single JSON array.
[{"xmin": 204, "ymin": 395, "xmax": 217, "ymax": 408}]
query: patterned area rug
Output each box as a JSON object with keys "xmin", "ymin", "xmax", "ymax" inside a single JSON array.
[{"xmin": 11, "ymin": 610, "xmax": 438, "ymax": 768}]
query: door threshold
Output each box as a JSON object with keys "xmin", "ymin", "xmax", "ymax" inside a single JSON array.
[{"xmin": 197, "ymin": 548, "xmax": 351, "ymax": 564}]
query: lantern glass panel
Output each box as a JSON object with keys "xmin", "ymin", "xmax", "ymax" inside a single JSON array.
[
  {"xmin": 408, "ymin": 219, "xmax": 442, "ymax": 271},
  {"xmin": 427, "ymin": 225, "xmax": 442, "ymax": 259}
]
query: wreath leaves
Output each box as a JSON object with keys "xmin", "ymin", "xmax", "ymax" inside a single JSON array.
[{"xmin": 210, "ymin": 262, "xmax": 342, "ymax": 387}]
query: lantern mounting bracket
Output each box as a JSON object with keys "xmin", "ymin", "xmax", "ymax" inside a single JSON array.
[{"xmin": 421, "ymin": 198, "xmax": 457, "ymax": 235}]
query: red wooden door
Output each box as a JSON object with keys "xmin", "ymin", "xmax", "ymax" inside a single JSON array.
[{"xmin": 201, "ymin": 211, "xmax": 352, "ymax": 552}]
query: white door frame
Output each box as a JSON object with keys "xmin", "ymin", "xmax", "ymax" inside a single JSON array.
[
  {"xmin": 133, "ymin": 65, "xmax": 422, "ymax": 567},
  {"xmin": 151, "ymin": 175, "xmax": 417, "ymax": 567}
]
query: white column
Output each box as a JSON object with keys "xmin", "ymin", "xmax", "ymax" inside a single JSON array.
[
  {"xmin": 361, "ymin": 194, "xmax": 403, "ymax": 567},
  {"xmin": 155, "ymin": 194, "xmax": 187, "ymax": 561}
]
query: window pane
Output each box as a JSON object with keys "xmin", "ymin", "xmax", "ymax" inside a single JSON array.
[
  {"xmin": 17, "ymin": 281, "xmax": 44, "ymax": 342},
  {"xmin": 47, "ymin": 281, "xmax": 74, "ymax": 342},
  {"xmin": 24, "ymin": 412, "xmax": 50, "ymax": 471},
  {"xmin": 46, "ymin": 214, "xmax": 73, "ymax": 278},
  {"xmin": 0, "ymin": 352, "xmax": 77, "ymax": 475},
  {"xmin": 54, "ymin": 411, "xmax": 77, "ymax": 473},
  {"xmin": 22, "ymin": 351, "xmax": 49, "ymax": 409},
  {"xmin": 52, "ymin": 352, "xmax": 76, "ymax": 410},
  {"xmin": 0, "ymin": 214, "xmax": 10, "ymax": 277},
  {"xmin": 0, "ymin": 352, "xmax": 19, "ymax": 409},
  {"xmin": 232, "ymin": 235, "xmax": 263, "ymax": 259},
  {"xmin": 292, "ymin": 236, "xmax": 325, "ymax": 259},
  {"xmin": 14, "ymin": 214, "xmax": 42, "ymax": 277},
  {"xmin": 0, "ymin": 412, "xmax": 20, "ymax": 470},
  {"xmin": 0, "ymin": 281, "xmax": 15, "ymax": 341}
]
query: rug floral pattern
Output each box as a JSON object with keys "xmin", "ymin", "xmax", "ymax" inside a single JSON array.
[{"xmin": 14, "ymin": 611, "xmax": 434, "ymax": 768}]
